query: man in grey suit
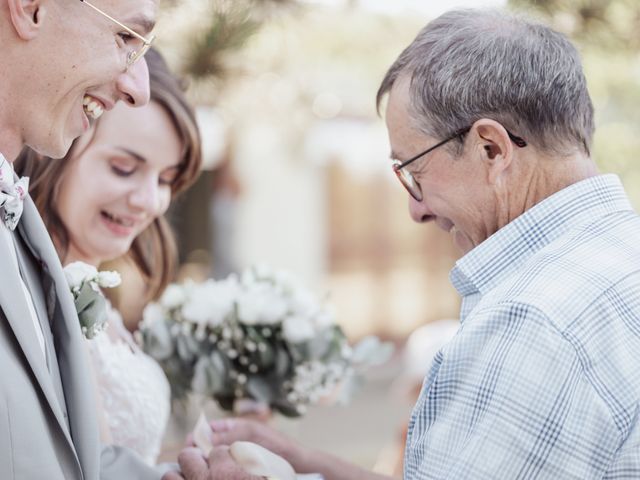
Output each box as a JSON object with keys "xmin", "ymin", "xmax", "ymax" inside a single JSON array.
[{"xmin": 0, "ymin": 0, "xmax": 176, "ymax": 478}]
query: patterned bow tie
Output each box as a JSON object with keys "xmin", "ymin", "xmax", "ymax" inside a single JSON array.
[{"xmin": 0, "ymin": 157, "xmax": 29, "ymax": 231}]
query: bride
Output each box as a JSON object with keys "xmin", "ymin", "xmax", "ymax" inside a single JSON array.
[{"xmin": 15, "ymin": 48, "xmax": 202, "ymax": 465}]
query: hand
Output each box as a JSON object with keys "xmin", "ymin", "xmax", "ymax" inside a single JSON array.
[
  {"xmin": 208, "ymin": 418, "xmax": 306, "ymax": 472},
  {"xmin": 163, "ymin": 446, "xmax": 264, "ymax": 480},
  {"xmin": 233, "ymin": 399, "xmax": 272, "ymax": 422}
]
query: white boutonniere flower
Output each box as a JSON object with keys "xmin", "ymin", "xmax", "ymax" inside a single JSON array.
[{"xmin": 64, "ymin": 261, "xmax": 122, "ymax": 339}]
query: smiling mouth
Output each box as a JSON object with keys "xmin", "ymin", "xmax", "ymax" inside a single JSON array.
[
  {"xmin": 83, "ymin": 95, "xmax": 104, "ymax": 120},
  {"xmin": 101, "ymin": 211, "xmax": 135, "ymax": 228}
]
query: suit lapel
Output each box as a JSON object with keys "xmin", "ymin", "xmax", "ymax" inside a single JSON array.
[
  {"xmin": 16, "ymin": 196, "xmax": 100, "ymax": 480},
  {"xmin": 0, "ymin": 232, "xmax": 69, "ymax": 428}
]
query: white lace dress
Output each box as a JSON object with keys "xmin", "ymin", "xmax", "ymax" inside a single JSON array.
[{"xmin": 87, "ymin": 304, "xmax": 171, "ymax": 465}]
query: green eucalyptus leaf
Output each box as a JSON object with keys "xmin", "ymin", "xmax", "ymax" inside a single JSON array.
[
  {"xmin": 271, "ymin": 399, "xmax": 302, "ymax": 418},
  {"xmin": 141, "ymin": 319, "xmax": 174, "ymax": 361},
  {"xmin": 274, "ymin": 347, "xmax": 291, "ymax": 377},
  {"xmin": 245, "ymin": 375, "xmax": 277, "ymax": 404},
  {"xmin": 192, "ymin": 351, "xmax": 228, "ymax": 395},
  {"xmin": 176, "ymin": 333, "xmax": 200, "ymax": 362},
  {"xmin": 351, "ymin": 336, "xmax": 395, "ymax": 367},
  {"xmin": 215, "ymin": 394, "xmax": 236, "ymax": 412},
  {"xmin": 74, "ymin": 283, "xmax": 108, "ymax": 339}
]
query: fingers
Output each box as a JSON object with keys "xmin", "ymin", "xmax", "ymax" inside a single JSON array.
[
  {"xmin": 178, "ymin": 447, "xmax": 209, "ymax": 480},
  {"xmin": 210, "ymin": 419, "xmax": 256, "ymax": 446},
  {"xmin": 162, "ymin": 471, "xmax": 185, "ymax": 480},
  {"xmin": 208, "ymin": 446, "xmax": 261, "ymax": 480},
  {"xmin": 233, "ymin": 399, "xmax": 272, "ymax": 421},
  {"xmin": 210, "ymin": 418, "xmax": 238, "ymax": 433}
]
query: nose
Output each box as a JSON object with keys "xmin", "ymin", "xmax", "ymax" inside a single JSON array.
[
  {"xmin": 408, "ymin": 195, "xmax": 430, "ymax": 223},
  {"xmin": 116, "ymin": 57, "xmax": 150, "ymax": 107},
  {"xmin": 129, "ymin": 176, "xmax": 161, "ymax": 215}
]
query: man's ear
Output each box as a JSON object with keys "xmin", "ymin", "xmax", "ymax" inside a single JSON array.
[
  {"xmin": 470, "ymin": 119, "xmax": 514, "ymax": 184},
  {"xmin": 7, "ymin": 0, "xmax": 47, "ymax": 40}
]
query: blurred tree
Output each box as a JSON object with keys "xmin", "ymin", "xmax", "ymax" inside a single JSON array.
[
  {"xmin": 158, "ymin": 0, "xmax": 303, "ymax": 269},
  {"xmin": 510, "ymin": 0, "xmax": 640, "ymax": 207},
  {"xmin": 161, "ymin": 0, "xmax": 301, "ymax": 83},
  {"xmin": 510, "ymin": 0, "xmax": 640, "ymax": 49}
]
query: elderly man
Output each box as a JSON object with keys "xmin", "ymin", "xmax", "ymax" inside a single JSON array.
[
  {"xmin": 0, "ymin": 0, "xmax": 167, "ymax": 478},
  {"xmin": 184, "ymin": 8, "xmax": 640, "ymax": 480}
]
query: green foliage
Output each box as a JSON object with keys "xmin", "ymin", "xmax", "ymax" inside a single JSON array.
[
  {"xmin": 510, "ymin": 0, "xmax": 640, "ymax": 49},
  {"xmin": 510, "ymin": 0, "xmax": 640, "ymax": 208},
  {"xmin": 178, "ymin": 0, "xmax": 302, "ymax": 81},
  {"xmin": 183, "ymin": 7, "xmax": 260, "ymax": 79}
]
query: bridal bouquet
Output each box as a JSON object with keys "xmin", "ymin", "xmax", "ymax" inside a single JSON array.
[{"xmin": 139, "ymin": 265, "xmax": 392, "ymax": 417}]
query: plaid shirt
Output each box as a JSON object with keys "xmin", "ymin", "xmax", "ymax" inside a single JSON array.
[{"xmin": 404, "ymin": 175, "xmax": 640, "ymax": 479}]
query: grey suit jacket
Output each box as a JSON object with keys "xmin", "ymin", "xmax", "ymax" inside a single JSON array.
[{"xmin": 0, "ymin": 195, "xmax": 166, "ymax": 479}]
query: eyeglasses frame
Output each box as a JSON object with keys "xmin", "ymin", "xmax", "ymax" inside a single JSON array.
[
  {"xmin": 79, "ymin": 0, "xmax": 155, "ymax": 67},
  {"xmin": 392, "ymin": 125, "xmax": 527, "ymax": 202}
]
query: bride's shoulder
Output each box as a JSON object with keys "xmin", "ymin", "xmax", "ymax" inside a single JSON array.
[{"xmin": 89, "ymin": 301, "xmax": 140, "ymax": 351}]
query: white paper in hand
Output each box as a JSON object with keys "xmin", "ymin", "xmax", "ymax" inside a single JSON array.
[
  {"xmin": 230, "ymin": 441, "xmax": 297, "ymax": 480},
  {"xmin": 192, "ymin": 412, "xmax": 214, "ymax": 456}
]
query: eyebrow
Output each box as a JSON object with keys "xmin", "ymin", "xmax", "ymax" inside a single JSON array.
[
  {"xmin": 115, "ymin": 147, "xmax": 146, "ymax": 163},
  {"xmin": 114, "ymin": 147, "xmax": 182, "ymax": 171},
  {"xmin": 124, "ymin": 15, "xmax": 156, "ymax": 36}
]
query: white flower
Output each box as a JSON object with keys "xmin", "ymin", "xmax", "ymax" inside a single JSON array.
[
  {"xmin": 97, "ymin": 270, "xmax": 121, "ymax": 288},
  {"xmin": 314, "ymin": 308, "xmax": 335, "ymax": 329},
  {"xmin": 236, "ymin": 284, "xmax": 288, "ymax": 325},
  {"xmin": 290, "ymin": 288, "xmax": 321, "ymax": 316},
  {"xmin": 273, "ymin": 268, "xmax": 297, "ymax": 291},
  {"xmin": 64, "ymin": 261, "xmax": 98, "ymax": 290},
  {"xmin": 181, "ymin": 278, "xmax": 238, "ymax": 327},
  {"xmin": 142, "ymin": 303, "xmax": 165, "ymax": 328},
  {"xmin": 281, "ymin": 315, "xmax": 316, "ymax": 343},
  {"xmin": 161, "ymin": 284, "xmax": 187, "ymax": 309}
]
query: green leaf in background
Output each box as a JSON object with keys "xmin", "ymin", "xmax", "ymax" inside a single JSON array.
[
  {"xmin": 245, "ymin": 375, "xmax": 278, "ymax": 405},
  {"xmin": 142, "ymin": 319, "xmax": 174, "ymax": 361},
  {"xmin": 192, "ymin": 350, "xmax": 229, "ymax": 395},
  {"xmin": 351, "ymin": 336, "xmax": 394, "ymax": 367},
  {"xmin": 176, "ymin": 332, "xmax": 201, "ymax": 362}
]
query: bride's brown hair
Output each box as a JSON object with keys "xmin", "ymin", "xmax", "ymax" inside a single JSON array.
[{"xmin": 15, "ymin": 48, "xmax": 202, "ymax": 301}]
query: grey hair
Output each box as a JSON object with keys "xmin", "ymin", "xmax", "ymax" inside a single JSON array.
[{"xmin": 377, "ymin": 9, "xmax": 594, "ymax": 156}]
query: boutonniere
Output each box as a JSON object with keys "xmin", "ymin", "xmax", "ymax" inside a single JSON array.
[{"xmin": 63, "ymin": 261, "xmax": 121, "ymax": 339}]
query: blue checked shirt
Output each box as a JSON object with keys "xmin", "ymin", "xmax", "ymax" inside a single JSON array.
[{"xmin": 404, "ymin": 175, "xmax": 640, "ymax": 479}]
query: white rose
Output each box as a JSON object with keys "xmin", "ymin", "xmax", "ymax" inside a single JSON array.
[
  {"xmin": 64, "ymin": 261, "xmax": 98, "ymax": 289},
  {"xmin": 314, "ymin": 307, "xmax": 335, "ymax": 329},
  {"xmin": 273, "ymin": 269, "xmax": 297, "ymax": 292},
  {"xmin": 97, "ymin": 270, "xmax": 121, "ymax": 289},
  {"xmin": 160, "ymin": 284, "xmax": 187, "ymax": 309},
  {"xmin": 290, "ymin": 289, "xmax": 321, "ymax": 316},
  {"xmin": 282, "ymin": 315, "xmax": 316, "ymax": 343},
  {"xmin": 142, "ymin": 303, "xmax": 165, "ymax": 327},
  {"xmin": 181, "ymin": 278, "xmax": 238, "ymax": 327},
  {"xmin": 236, "ymin": 284, "xmax": 288, "ymax": 325}
]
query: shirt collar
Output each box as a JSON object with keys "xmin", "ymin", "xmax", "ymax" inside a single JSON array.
[{"xmin": 450, "ymin": 174, "xmax": 633, "ymax": 303}]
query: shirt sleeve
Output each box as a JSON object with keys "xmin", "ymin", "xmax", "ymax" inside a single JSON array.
[{"xmin": 404, "ymin": 302, "xmax": 622, "ymax": 480}]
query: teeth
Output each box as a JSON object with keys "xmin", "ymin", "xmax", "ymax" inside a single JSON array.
[
  {"xmin": 83, "ymin": 95, "xmax": 104, "ymax": 120},
  {"xmin": 104, "ymin": 211, "xmax": 134, "ymax": 227}
]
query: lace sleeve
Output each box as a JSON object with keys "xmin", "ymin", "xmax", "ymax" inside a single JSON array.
[{"xmin": 87, "ymin": 304, "xmax": 171, "ymax": 465}]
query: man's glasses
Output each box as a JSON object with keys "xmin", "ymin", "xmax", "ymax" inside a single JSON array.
[
  {"xmin": 80, "ymin": 0, "xmax": 155, "ymax": 67},
  {"xmin": 391, "ymin": 126, "xmax": 527, "ymax": 202}
]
